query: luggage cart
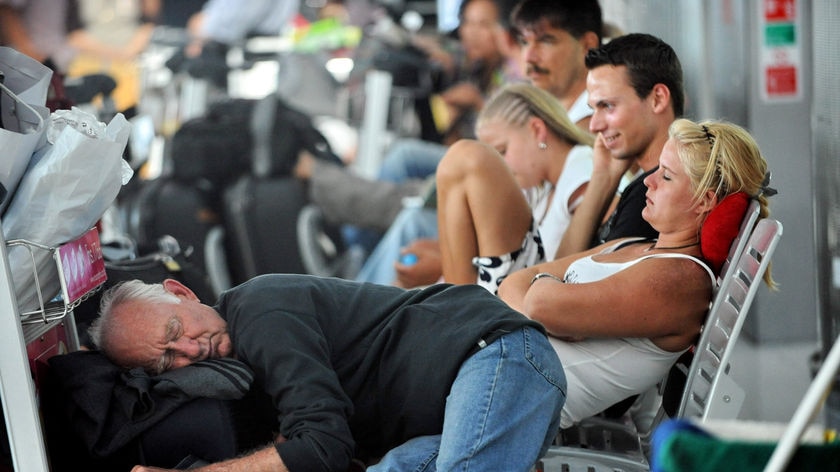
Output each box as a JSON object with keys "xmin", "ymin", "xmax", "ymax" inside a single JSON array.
[{"xmin": 0, "ymin": 227, "xmax": 106, "ymax": 471}]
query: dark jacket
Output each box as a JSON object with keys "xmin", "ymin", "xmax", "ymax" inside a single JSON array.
[{"xmin": 215, "ymin": 274, "xmax": 543, "ymax": 471}]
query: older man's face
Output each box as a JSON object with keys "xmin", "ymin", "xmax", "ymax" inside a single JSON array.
[
  {"xmin": 108, "ymin": 281, "xmax": 233, "ymax": 374},
  {"xmin": 519, "ymin": 19, "xmax": 590, "ymax": 101}
]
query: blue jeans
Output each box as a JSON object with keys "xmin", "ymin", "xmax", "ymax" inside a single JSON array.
[
  {"xmin": 378, "ymin": 139, "xmax": 447, "ymax": 183},
  {"xmin": 342, "ymin": 139, "xmax": 445, "ymax": 253},
  {"xmin": 355, "ymin": 206, "xmax": 439, "ymax": 285},
  {"xmin": 367, "ymin": 326, "xmax": 566, "ymax": 472}
]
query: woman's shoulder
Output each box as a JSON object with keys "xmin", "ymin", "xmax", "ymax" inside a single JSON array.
[{"xmin": 639, "ymin": 253, "xmax": 717, "ymax": 288}]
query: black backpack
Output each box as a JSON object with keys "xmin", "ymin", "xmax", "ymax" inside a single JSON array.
[{"xmin": 169, "ymin": 95, "xmax": 343, "ymax": 187}]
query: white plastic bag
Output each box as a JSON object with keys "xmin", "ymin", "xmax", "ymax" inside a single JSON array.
[
  {"xmin": 0, "ymin": 46, "xmax": 52, "ymax": 106},
  {"xmin": 0, "ymin": 82, "xmax": 49, "ymax": 214},
  {"xmin": 4, "ymin": 108, "xmax": 132, "ymax": 314},
  {"xmin": 0, "ymin": 46, "xmax": 53, "ymax": 213}
]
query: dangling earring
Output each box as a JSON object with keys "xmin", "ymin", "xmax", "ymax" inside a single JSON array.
[{"xmin": 538, "ymin": 142, "xmax": 547, "ymax": 150}]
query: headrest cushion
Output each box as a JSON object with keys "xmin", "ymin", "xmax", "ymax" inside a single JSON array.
[{"xmin": 701, "ymin": 191, "xmax": 750, "ymax": 276}]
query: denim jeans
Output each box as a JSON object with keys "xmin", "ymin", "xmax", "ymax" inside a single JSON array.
[
  {"xmin": 355, "ymin": 206, "xmax": 439, "ymax": 285},
  {"xmin": 378, "ymin": 139, "xmax": 447, "ymax": 183},
  {"xmin": 341, "ymin": 139, "xmax": 444, "ymax": 254},
  {"xmin": 367, "ymin": 326, "xmax": 566, "ymax": 472}
]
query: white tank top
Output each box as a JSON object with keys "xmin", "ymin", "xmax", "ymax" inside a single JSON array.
[
  {"xmin": 525, "ymin": 144, "xmax": 593, "ymax": 258},
  {"xmin": 563, "ymin": 238, "xmax": 716, "ymax": 285},
  {"xmin": 554, "ymin": 238, "xmax": 715, "ymax": 428}
]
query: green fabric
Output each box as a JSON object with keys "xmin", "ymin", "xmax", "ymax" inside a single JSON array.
[{"xmin": 654, "ymin": 430, "xmax": 840, "ymax": 472}]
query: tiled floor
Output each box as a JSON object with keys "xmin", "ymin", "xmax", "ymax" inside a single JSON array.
[{"xmin": 728, "ymin": 338, "xmax": 825, "ymax": 423}]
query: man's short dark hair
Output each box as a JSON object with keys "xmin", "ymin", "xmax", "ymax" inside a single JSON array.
[
  {"xmin": 495, "ymin": 0, "xmax": 521, "ymax": 34},
  {"xmin": 584, "ymin": 33, "xmax": 685, "ymax": 117},
  {"xmin": 512, "ymin": 0, "xmax": 603, "ymax": 44}
]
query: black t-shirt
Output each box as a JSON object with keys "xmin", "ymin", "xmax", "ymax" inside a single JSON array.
[{"xmin": 598, "ymin": 167, "xmax": 659, "ymax": 244}]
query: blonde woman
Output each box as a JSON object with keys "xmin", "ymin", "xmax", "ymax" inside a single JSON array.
[{"xmin": 436, "ymin": 83, "xmax": 595, "ymax": 292}]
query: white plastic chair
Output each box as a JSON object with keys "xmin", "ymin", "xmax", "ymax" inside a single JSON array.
[{"xmin": 535, "ymin": 217, "xmax": 783, "ymax": 472}]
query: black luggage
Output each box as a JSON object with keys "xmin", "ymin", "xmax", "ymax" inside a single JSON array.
[
  {"xmin": 222, "ymin": 175, "xmax": 308, "ymax": 284},
  {"xmin": 169, "ymin": 98, "xmax": 254, "ymax": 188},
  {"xmin": 168, "ymin": 95, "xmax": 342, "ymax": 187},
  {"xmin": 249, "ymin": 93, "xmax": 342, "ymax": 178},
  {"xmin": 120, "ymin": 177, "xmax": 223, "ymax": 280}
]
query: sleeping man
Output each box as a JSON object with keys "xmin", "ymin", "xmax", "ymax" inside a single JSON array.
[{"xmin": 88, "ymin": 274, "xmax": 565, "ymax": 472}]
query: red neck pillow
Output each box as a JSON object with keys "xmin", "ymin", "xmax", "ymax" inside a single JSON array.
[{"xmin": 700, "ymin": 191, "xmax": 750, "ymax": 276}]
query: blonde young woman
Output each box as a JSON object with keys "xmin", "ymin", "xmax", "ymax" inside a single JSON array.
[
  {"xmin": 498, "ymin": 118, "xmax": 776, "ymax": 428},
  {"xmin": 436, "ymin": 83, "xmax": 595, "ymax": 293}
]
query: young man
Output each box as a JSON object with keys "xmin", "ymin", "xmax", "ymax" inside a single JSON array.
[
  {"xmin": 89, "ymin": 275, "xmax": 565, "ymax": 472},
  {"xmin": 558, "ymin": 32, "xmax": 685, "ymax": 254}
]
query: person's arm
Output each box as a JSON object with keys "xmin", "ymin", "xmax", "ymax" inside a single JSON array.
[
  {"xmin": 227, "ymin": 301, "xmax": 356, "ymax": 471},
  {"xmin": 140, "ymin": 0, "xmax": 161, "ymax": 23},
  {"xmin": 411, "ymin": 33, "xmax": 456, "ymax": 74},
  {"xmin": 498, "ymin": 243, "xmax": 606, "ymax": 313},
  {"xmin": 132, "ymin": 446, "xmax": 288, "ymax": 472},
  {"xmin": 0, "ymin": 5, "xmax": 47, "ymax": 62},
  {"xmin": 439, "ymin": 81, "xmax": 485, "ymax": 113},
  {"xmin": 64, "ymin": 0, "xmax": 153, "ymax": 62},
  {"xmin": 553, "ymin": 134, "xmax": 632, "ymax": 258},
  {"xmin": 520, "ymin": 256, "xmax": 713, "ymax": 352}
]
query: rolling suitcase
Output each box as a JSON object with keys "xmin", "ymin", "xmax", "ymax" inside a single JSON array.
[{"xmin": 222, "ymin": 175, "xmax": 308, "ymax": 284}]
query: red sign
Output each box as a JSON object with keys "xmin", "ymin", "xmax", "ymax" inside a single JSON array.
[
  {"xmin": 766, "ymin": 65, "xmax": 797, "ymax": 96},
  {"xmin": 764, "ymin": 0, "xmax": 796, "ymax": 22},
  {"xmin": 55, "ymin": 228, "xmax": 107, "ymax": 303}
]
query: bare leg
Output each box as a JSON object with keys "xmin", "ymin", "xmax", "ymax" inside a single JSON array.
[{"xmin": 436, "ymin": 140, "xmax": 532, "ymax": 284}]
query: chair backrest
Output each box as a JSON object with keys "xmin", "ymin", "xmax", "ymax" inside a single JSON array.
[
  {"xmin": 717, "ymin": 199, "xmax": 761, "ymax": 284},
  {"xmin": 677, "ymin": 218, "xmax": 783, "ymax": 420}
]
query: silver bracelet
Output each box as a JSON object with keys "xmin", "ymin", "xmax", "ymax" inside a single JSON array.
[{"xmin": 530, "ymin": 272, "xmax": 564, "ymax": 285}]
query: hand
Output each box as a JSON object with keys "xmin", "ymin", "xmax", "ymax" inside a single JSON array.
[
  {"xmin": 293, "ymin": 150, "xmax": 316, "ymax": 180},
  {"xmin": 132, "ymin": 467, "xmax": 174, "ymax": 472},
  {"xmin": 394, "ymin": 239, "xmax": 443, "ymax": 288},
  {"xmin": 592, "ymin": 133, "xmax": 634, "ymax": 179},
  {"xmin": 440, "ymin": 82, "xmax": 483, "ymax": 111}
]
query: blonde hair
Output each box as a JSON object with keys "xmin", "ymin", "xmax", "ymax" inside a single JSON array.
[
  {"xmin": 476, "ymin": 83, "xmax": 594, "ymax": 147},
  {"xmin": 669, "ymin": 118, "xmax": 776, "ymax": 288}
]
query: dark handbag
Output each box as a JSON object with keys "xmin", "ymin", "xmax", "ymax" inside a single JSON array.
[{"xmin": 169, "ymin": 98, "xmax": 254, "ymax": 187}]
